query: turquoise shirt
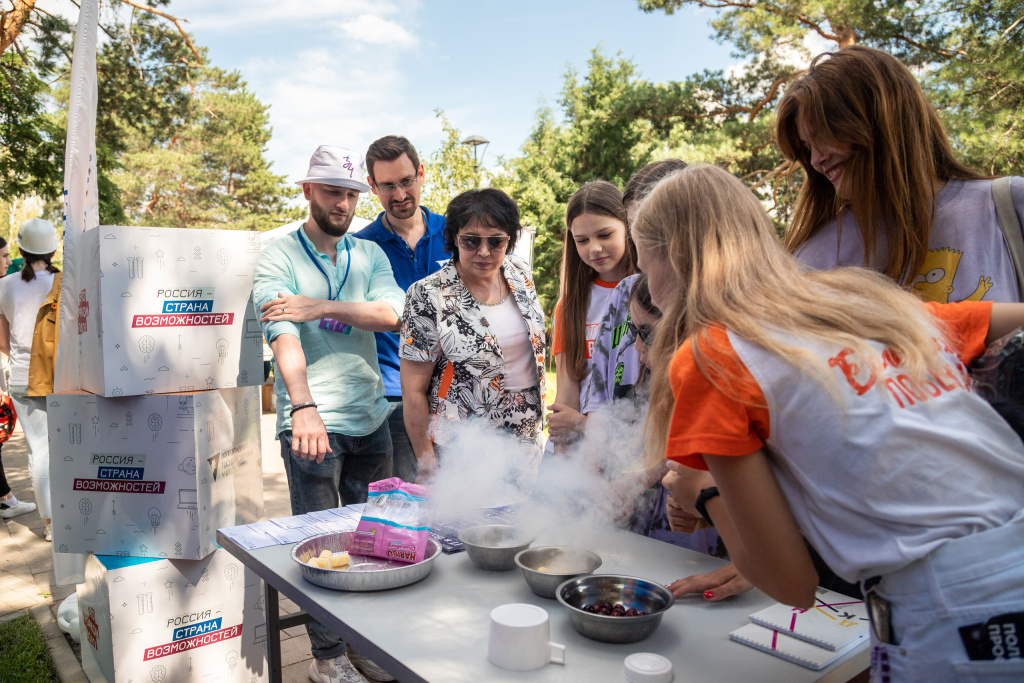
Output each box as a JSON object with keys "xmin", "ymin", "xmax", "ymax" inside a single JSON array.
[{"xmin": 254, "ymin": 221, "xmax": 406, "ymax": 437}]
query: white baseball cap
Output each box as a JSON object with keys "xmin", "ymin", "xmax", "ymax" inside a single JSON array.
[{"xmin": 294, "ymin": 145, "xmax": 370, "ymax": 192}]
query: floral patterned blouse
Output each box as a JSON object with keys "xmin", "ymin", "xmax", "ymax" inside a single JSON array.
[{"xmin": 399, "ymin": 255, "xmax": 547, "ymax": 449}]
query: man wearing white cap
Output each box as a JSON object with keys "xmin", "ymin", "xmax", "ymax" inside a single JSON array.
[{"xmin": 254, "ymin": 145, "xmax": 405, "ymax": 683}]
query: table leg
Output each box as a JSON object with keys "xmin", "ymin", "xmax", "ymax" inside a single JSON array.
[{"xmin": 265, "ymin": 583, "xmax": 282, "ymax": 683}]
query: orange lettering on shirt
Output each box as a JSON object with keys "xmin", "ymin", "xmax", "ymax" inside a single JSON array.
[{"xmin": 828, "ymin": 348, "xmax": 877, "ymax": 395}]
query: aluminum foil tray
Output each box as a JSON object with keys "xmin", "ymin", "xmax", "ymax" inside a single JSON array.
[{"xmin": 291, "ymin": 531, "xmax": 441, "ymax": 592}]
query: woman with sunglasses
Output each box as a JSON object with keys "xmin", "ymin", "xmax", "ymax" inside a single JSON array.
[{"xmin": 400, "ymin": 189, "xmax": 546, "ymax": 486}]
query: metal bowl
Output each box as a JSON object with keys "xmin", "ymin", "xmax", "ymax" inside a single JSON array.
[
  {"xmin": 514, "ymin": 546, "xmax": 602, "ymax": 599},
  {"xmin": 557, "ymin": 574, "xmax": 675, "ymax": 643},
  {"xmin": 457, "ymin": 524, "xmax": 536, "ymax": 571},
  {"xmin": 291, "ymin": 531, "xmax": 441, "ymax": 592}
]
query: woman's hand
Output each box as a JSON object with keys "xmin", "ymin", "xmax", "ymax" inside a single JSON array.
[
  {"xmin": 661, "ymin": 461, "xmax": 715, "ymax": 518},
  {"xmin": 414, "ymin": 450, "xmax": 438, "ymax": 485},
  {"xmin": 665, "ymin": 494, "xmax": 707, "ymax": 533},
  {"xmin": 260, "ymin": 292, "xmax": 324, "ymax": 323},
  {"xmin": 667, "ymin": 564, "xmax": 754, "ymax": 601},
  {"xmin": 547, "ymin": 403, "xmax": 586, "ymax": 444}
]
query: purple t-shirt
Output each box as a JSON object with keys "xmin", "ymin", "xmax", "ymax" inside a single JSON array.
[{"xmin": 796, "ymin": 177, "xmax": 1024, "ymax": 303}]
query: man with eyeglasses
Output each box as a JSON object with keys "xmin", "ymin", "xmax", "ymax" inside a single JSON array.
[
  {"xmin": 254, "ymin": 145, "xmax": 405, "ymax": 683},
  {"xmin": 354, "ymin": 136, "xmax": 451, "ymax": 487}
]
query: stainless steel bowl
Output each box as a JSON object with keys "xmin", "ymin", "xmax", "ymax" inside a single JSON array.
[
  {"xmin": 557, "ymin": 574, "xmax": 675, "ymax": 643},
  {"xmin": 514, "ymin": 546, "xmax": 603, "ymax": 599},
  {"xmin": 457, "ymin": 524, "xmax": 536, "ymax": 571},
  {"xmin": 291, "ymin": 531, "xmax": 441, "ymax": 591}
]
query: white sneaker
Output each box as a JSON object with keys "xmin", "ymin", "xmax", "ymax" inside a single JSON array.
[
  {"xmin": 0, "ymin": 500, "xmax": 36, "ymax": 519},
  {"xmin": 347, "ymin": 648, "xmax": 395, "ymax": 682},
  {"xmin": 44, "ymin": 521, "xmax": 52, "ymax": 542},
  {"xmin": 308, "ymin": 654, "xmax": 369, "ymax": 683}
]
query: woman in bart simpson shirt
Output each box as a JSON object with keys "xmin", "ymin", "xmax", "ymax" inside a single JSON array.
[{"xmin": 634, "ymin": 165, "xmax": 1024, "ymax": 682}]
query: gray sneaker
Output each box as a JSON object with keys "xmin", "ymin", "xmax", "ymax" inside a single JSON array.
[
  {"xmin": 348, "ymin": 648, "xmax": 396, "ymax": 682},
  {"xmin": 308, "ymin": 654, "xmax": 369, "ymax": 683},
  {"xmin": 0, "ymin": 500, "xmax": 36, "ymax": 519}
]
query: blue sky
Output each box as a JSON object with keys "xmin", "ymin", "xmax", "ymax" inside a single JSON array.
[{"xmin": 159, "ymin": 0, "xmax": 737, "ymax": 185}]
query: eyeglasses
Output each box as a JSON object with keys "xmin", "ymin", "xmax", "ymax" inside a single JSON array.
[
  {"xmin": 374, "ymin": 177, "xmax": 418, "ymax": 195},
  {"xmin": 457, "ymin": 234, "xmax": 510, "ymax": 252},
  {"xmin": 627, "ymin": 318, "xmax": 655, "ymax": 346}
]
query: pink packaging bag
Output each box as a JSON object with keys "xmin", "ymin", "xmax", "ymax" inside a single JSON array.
[{"xmin": 353, "ymin": 478, "xmax": 434, "ymax": 564}]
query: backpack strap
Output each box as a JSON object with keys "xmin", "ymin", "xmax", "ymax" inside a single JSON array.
[{"xmin": 993, "ymin": 176, "xmax": 1024, "ymax": 302}]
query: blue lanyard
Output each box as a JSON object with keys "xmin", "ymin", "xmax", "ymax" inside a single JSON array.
[{"xmin": 295, "ymin": 228, "xmax": 351, "ymax": 301}]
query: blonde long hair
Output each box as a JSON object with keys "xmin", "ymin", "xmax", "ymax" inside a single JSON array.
[{"xmin": 635, "ymin": 165, "xmax": 953, "ymax": 468}]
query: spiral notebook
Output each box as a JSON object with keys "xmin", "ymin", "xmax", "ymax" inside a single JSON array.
[
  {"xmin": 748, "ymin": 588, "xmax": 869, "ymax": 651},
  {"xmin": 729, "ymin": 622, "xmax": 868, "ymax": 670}
]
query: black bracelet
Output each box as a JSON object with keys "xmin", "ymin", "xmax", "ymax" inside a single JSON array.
[
  {"xmin": 694, "ymin": 486, "xmax": 720, "ymax": 527},
  {"xmin": 290, "ymin": 401, "xmax": 317, "ymax": 417}
]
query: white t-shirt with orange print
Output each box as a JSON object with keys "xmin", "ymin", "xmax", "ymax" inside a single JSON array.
[{"xmin": 667, "ymin": 301, "xmax": 1024, "ymax": 584}]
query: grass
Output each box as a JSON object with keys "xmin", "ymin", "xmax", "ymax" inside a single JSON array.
[{"xmin": 0, "ymin": 614, "xmax": 60, "ymax": 682}]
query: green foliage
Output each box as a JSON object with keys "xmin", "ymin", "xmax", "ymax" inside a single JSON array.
[
  {"xmin": 495, "ymin": 49, "xmax": 656, "ymax": 319},
  {"xmin": 0, "ymin": 614, "xmax": 60, "ymax": 682},
  {"xmin": 5, "ymin": 3, "xmax": 299, "ymax": 229},
  {"xmin": 0, "ymin": 51, "xmax": 63, "ymax": 202}
]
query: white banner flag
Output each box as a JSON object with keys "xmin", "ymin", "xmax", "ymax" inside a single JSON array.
[{"xmin": 55, "ymin": 0, "xmax": 100, "ymax": 393}]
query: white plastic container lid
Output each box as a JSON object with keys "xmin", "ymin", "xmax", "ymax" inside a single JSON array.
[{"xmin": 623, "ymin": 652, "xmax": 674, "ymax": 683}]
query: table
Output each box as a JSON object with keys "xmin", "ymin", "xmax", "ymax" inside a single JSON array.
[{"xmin": 217, "ymin": 526, "xmax": 869, "ymax": 682}]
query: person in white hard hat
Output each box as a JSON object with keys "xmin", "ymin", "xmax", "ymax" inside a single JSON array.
[
  {"xmin": 0, "ymin": 217, "xmax": 61, "ymax": 541},
  {"xmin": 253, "ymin": 146, "xmax": 405, "ymax": 683}
]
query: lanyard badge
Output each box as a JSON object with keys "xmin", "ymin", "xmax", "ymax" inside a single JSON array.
[{"xmin": 296, "ymin": 229, "xmax": 353, "ymax": 335}]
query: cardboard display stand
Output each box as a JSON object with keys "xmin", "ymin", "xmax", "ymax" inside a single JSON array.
[
  {"xmin": 49, "ymin": 387, "xmax": 265, "ymax": 560},
  {"xmin": 75, "ymin": 225, "xmax": 264, "ymax": 397},
  {"xmin": 77, "ymin": 550, "xmax": 269, "ymax": 683}
]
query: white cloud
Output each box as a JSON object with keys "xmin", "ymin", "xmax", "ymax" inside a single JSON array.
[{"xmin": 339, "ymin": 15, "xmax": 417, "ymax": 48}]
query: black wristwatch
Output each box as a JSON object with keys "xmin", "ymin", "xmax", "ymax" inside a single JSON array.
[{"xmin": 694, "ymin": 486, "xmax": 720, "ymax": 527}]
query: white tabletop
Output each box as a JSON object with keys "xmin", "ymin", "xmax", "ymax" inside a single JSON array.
[{"xmin": 219, "ymin": 523, "xmax": 869, "ymax": 682}]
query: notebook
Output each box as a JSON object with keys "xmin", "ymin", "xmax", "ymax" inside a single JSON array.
[
  {"xmin": 729, "ymin": 622, "xmax": 868, "ymax": 670},
  {"xmin": 748, "ymin": 587, "xmax": 869, "ymax": 651}
]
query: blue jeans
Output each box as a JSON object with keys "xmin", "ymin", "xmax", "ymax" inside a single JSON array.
[
  {"xmin": 280, "ymin": 421, "xmax": 392, "ymax": 660},
  {"xmin": 385, "ymin": 397, "xmax": 417, "ymax": 484}
]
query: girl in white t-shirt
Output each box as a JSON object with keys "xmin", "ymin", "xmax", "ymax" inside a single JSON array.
[
  {"xmin": 0, "ymin": 219, "xmax": 61, "ymax": 541},
  {"xmin": 635, "ymin": 164, "xmax": 1024, "ymax": 682},
  {"xmin": 776, "ymin": 45, "xmax": 1024, "ymax": 303},
  {"xmin": 547, "ymin": 180, "xmax": 635, "ymax": 452}
]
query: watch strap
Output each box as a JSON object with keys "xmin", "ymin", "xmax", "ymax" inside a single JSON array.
[{"xmin": 694, "ymin": 486, "xmax": 720, "ymax": 527}]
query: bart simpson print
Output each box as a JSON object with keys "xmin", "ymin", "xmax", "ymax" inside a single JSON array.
[{"xmin": 913, "ymin": 247, "xmax": 992, "ymax": 303}]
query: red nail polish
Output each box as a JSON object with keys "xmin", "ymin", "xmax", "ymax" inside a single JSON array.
[{"xmin": 703, "ymin": 591, "xmax": 715, "ymax": 600}]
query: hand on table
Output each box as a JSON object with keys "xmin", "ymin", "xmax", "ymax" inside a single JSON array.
[
  {"xmin": 667, "ymin": 564, "xmax": 754, "ymax": 602},
  {"xmin": 260, "ymin": 292, "xmax": 324, "ymax": 323},
  {"xmin": 290, "ymin": 408, "xmax": 331, "ymax": 463},
  {"xmin": 546, "ymin": 403, "xmax": 586, "ymax": 444}
]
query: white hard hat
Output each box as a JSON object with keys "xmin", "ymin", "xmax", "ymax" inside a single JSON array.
[{"xmin": 16, "ymin": 217, "xmax": 59, "ymax": 255}]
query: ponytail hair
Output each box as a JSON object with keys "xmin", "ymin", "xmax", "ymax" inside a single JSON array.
[{"xmin": 20, "ymin": 250, "xmax": 59, "ymax": 283}]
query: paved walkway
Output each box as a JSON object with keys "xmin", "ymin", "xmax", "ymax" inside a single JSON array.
[{"xmin": 0, "ymin": 410, "xmax": 317, "ymax": 683}]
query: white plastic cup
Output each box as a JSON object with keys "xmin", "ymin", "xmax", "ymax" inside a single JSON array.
[{"xmin": 488, "ymin": 603, "xmax": 566, "ymax": 671}]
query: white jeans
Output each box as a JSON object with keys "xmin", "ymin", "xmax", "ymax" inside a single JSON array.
[
  {"xmin": 870, "ymin": 513, "xmax": 1024, "ymax": 682},
  {"xmin": 10, "ymin": 386, "xmax": 50, "ymax": 519}
]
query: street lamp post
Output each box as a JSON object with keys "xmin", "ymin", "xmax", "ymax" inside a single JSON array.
[{"xmin": 460, "ymin": 134, "xmax": 490, "ymax": 182}]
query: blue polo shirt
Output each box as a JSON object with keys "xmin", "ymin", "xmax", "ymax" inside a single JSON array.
[{"xmin": 354, "ymin": 207, "xmax": 451, "ymax": 396}]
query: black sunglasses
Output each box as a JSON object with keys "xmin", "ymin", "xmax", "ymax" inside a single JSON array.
[
  {"xmin": 627, "ymin": 318, "xmax": 655, "ymax": 346},
  {"xmin": 457, "ymin": 234, "xmax": 510, "ymax": 252}
]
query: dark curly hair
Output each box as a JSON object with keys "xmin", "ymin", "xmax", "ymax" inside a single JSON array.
[{"xmin": 443, "ymin": 188, "xmax": 521, "ymax": 263}]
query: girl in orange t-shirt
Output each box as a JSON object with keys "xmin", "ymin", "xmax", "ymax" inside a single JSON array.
[{"xmin": 633, "ymin": 164, "xmax": 1024, "ymax": 682}]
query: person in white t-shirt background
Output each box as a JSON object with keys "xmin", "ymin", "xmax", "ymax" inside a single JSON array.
[
  {"xmin": 635, "ymin": 164, "xmax": 1024, "ymax": 682},
  {"xmin": 776, "ymin": 45, "xmax": 1024, "ymax": 303},
  {"xmin": 0, "ymin": 234, "xmax": 37, "ymax": 520},
  {"xmin": 547, "ymin": 180, "xmax": 636, "ymax": 454},
  {"xmin": 0, "ymin": 218, "xmax": 61, "ymax": 540}
]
